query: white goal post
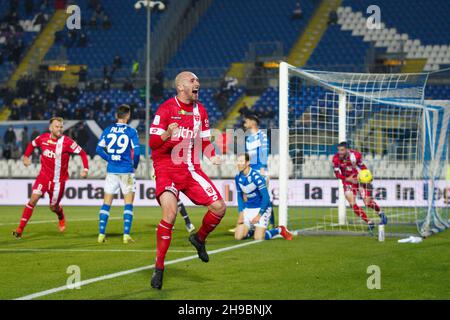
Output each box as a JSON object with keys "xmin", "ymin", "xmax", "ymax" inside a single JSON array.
[{"xmin": 278, "ymin": 61, "xmax": 449, "ymax": 237}]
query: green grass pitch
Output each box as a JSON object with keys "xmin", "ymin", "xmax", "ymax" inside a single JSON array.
[{"xmin": 0, "ymin": 205, "xmax": 448, "ymax": 300}]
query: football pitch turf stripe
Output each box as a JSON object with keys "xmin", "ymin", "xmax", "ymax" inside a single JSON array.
[{"xmin": 14, "ymin": 240, "xmax": 263, "ymax": 300}]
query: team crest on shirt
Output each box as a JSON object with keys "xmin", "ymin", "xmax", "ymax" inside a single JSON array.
[
  {"xmin": 206, "ymin": 186, "xmax": 214, "ymax": 195},
  {"xmin": 194, "ymin": 115, "xmax": 200, "ymax": 122},
  {"xmin": 247, "ymin": 176, "xmax": 252, "ymax": 183}
]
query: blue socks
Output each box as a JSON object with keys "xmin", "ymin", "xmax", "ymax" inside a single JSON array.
[
  {"xmin": 99, "ymin": 203, "xmax": 134, "ymax": 236},
  {"xmin": 99, "ymin": 204, "xmax": 111, "ymax": 235},
  {"xmin": 265, "ymin": 228, "xmax": 280, "ymax": 240},
  {"xmin": 244, "ymin": 228, "xmax": 280, "ymax": 240},
  {"xmin": 123, "ymin": 204, "xmax": 133, "ymax": 235}
]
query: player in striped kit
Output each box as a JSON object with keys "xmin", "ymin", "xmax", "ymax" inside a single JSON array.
[
  {"xmin": 234, "ymin": 153, "xmax": 292, "ymax": 241},
  {"xmin": 242, "ymin": 113, "xmax": 275, "ymax": 228},
  {"xmin": 13, "ymin": 117, "xmax": 89, "ymax": 239}
]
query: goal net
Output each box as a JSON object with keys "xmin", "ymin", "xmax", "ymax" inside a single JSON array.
[{"xmin": 278, "ymin": 62, "xmax": 449, "ymax": 237}]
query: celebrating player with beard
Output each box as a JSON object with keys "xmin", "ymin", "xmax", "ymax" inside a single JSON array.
[{"xmin": 13, "ymin": 117, "xmax": 89, "ymax": 239}]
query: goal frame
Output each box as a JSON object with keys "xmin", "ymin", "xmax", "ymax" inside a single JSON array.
[
  {"xmin": 278, "ymin": 62, "xmax": 449, "ymax": 236},
  {"xmin": 278, "ymin": 62, "xmax": 347, "ymax": 227}
]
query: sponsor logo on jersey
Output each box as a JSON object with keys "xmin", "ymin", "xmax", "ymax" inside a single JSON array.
[
  {"xmin": 174, "ymin": 126, "xmax": 195, "ymax": 139},
  {"xmin": 171, "ymin": 116, "xmax": 182, "ymax": 120},
  {"xmin": 43, "ymin": 149, "xmax": 57, "ymax": 159},
  {"xmin": 178, "ymin": 110, "xmax": 193, "ymax": 115},
  {"xmin": 111, "ymin": 155, "xmax": 122, "ymax": 161},
  {"xmin": 47, "ymin": 140, "xmax": 56, "ymax": 144}
]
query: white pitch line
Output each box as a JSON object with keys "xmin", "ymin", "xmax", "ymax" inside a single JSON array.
[
  {"xmin": 0, "ymin": 217, "xmax": 121, "ymax": 226},
  {"xmin": 14, "ymin": 240, "xmax": 262, "ymax": 300},
  {"xmin": 0, "ymin": 248, "xmax": 195, "ymax": 253}
]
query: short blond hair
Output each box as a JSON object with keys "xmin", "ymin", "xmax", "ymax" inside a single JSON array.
[{"xmin": 49, "ymin": 117, "xmax": 64, "ymax": 124}]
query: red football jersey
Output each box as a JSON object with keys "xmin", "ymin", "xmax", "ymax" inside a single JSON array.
[
  {"xmin": 332, "ymin": 149, "xmax": 367, "ymax": 180},
  {"xmin": 150, "ymin": 97, "xmax": 211, "ymax": 171},
  {"xmin": 29, "ymin": 133, "xmax": 84, "ymax": 182}
]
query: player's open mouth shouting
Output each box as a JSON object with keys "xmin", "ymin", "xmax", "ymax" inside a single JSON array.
[{"xmin": 192, "ymin": 87, "xmax": 199, "ymax": 100}]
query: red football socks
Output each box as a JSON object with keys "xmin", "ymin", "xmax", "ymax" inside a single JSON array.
[
  {"xmin": 367, "ymin": 199, "xmax": 380, "ymax": 213},
  {"xmin": 155, "ymin": 220, "xmax": 173, "ymax": 270},
  {"xmin": 352, "ymin": 204, "xmax": 369, "ymax": 223},
  {"xmin": 18, "ymin": 202, "xmax": 35, "ymax": 232},
  {"xmin": 197, "ymin": 211, "xmax": 222, "ymax": 242},
  {"xmin": 54, "ymin": 205, "xmax": 65, "ymax": 220}
]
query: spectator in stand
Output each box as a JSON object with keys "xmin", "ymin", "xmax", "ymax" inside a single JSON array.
[
  {"xmin": 3, "ymin": 125, "xmax": 16, "ymax": 160},
  {"xmin": 291, "ymin": 2, "xmax": 302, "ymax": 20},
  {"xmin": 112, "ymin": 55, "xmax": 122, "ymax": 73},
  {"xmin": 65, "ymin": 29, "xmax": 78, "ymax": 47},
  {"xmin": 33, "ymin": 12, "xmax": 48, "ymax": 29},
  {"xmin": 328, "ymin": 9, "xmax": 338, "ymax": 25},
  {"xmin": 102, "ymin": 78, "xmax": 111, "ymax": 90},
  {"xmin": 30, "ymin": 127, "xmax": 39, "ymax": 141},
  {"xmin": 102, "ymin": 15, "xmax": 112, "ymax": 29},
  {"xmin": 123, "ymin": 78, "xmax": 134, "ymax": 92},
  {"xmin": 40, "ymin": 0, "xmax": 50, "ymax": 11},
  {"xmin": 75, "ymin": 122, "xmax": 90, "ymax": 149},
  {"xmin": 72, "ymin": 66, "xmax": 88, "ymax": 89},
  {"xmin": 78, "ymin": 32, "xmax": 87, "ymax": 47},
  {"xmin": 21, "ymin": 126, "xmax": 29, "ymax": 153},
  {"xmin": 25, "ymin": 0, "xmax": 34, "ymax": 15},
  {"xmin": 238, "ymin": 102, "xmax": 251, "ymax": 117},
  {"xmin": 89, "ymin": 13, "xmax": 97, "ymax": 28},
  {"xmin": 131, "ymin": 61, "xmax": 139, "ymax": 78}
]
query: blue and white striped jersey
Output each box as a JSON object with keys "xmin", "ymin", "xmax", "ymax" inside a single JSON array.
[
  {"xmin": 245, "ymin": 129, "xmax": 269, "ymax": 171},
  {"xmin": 235, "ymin": 168, "xmax": 271, "ymax": 214},
  {"xmin": 96, "ymin": 123, "xmax": 140, "ymax": 173}
]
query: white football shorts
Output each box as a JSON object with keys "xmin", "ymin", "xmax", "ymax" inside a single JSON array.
[
  {"xmin": 243, "ymin": 206, "xmax": 272, "ymax": 229},
  {"xmin": 104, "ymin": 173, "xmax": 136, "ymax": 195}
]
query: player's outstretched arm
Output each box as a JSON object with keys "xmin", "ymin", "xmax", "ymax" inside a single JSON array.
[
  {"xmin": 68, "ymin": 139, "xmax": 89, "ymax": 178},
  {"xmin": 79, "ymin": 149, "xmax": 89, "ymax": 178},
  {"xmin": 23, "ymin": 140, "xmax": 37, "ymax": 167}
]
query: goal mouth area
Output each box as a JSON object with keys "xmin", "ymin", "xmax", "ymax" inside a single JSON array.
[
  {"xmin": 278, "ymin": 62, "xmax": 449, "ymax": 238},
  {"xmin": 285, "ymin": 206, "xmax": 421, "ymax": 238}
]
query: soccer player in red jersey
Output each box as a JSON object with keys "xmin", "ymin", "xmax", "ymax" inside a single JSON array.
[
  {"xmin": 13, "ymin": 117, "xmax": 89, "ymax": 239},
  {"xmin": 149, "ymin": 71, "xmax": 226, "ymax": 289},
  {"xmin": 332, "ymin": 142, "xmax": 387, "ymax": 232}
]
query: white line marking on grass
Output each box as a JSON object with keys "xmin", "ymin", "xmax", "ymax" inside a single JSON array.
[
  {"xmin": 14, "ymin": 240, "xmax": 262, "ymax": 300},
  {"xmin": 0, "ymin": 217, "xmax": 121, "ymax": 226},
  {"xmin": 0, "ymin": 248, "xmax": 194, "ymax": 253}
]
